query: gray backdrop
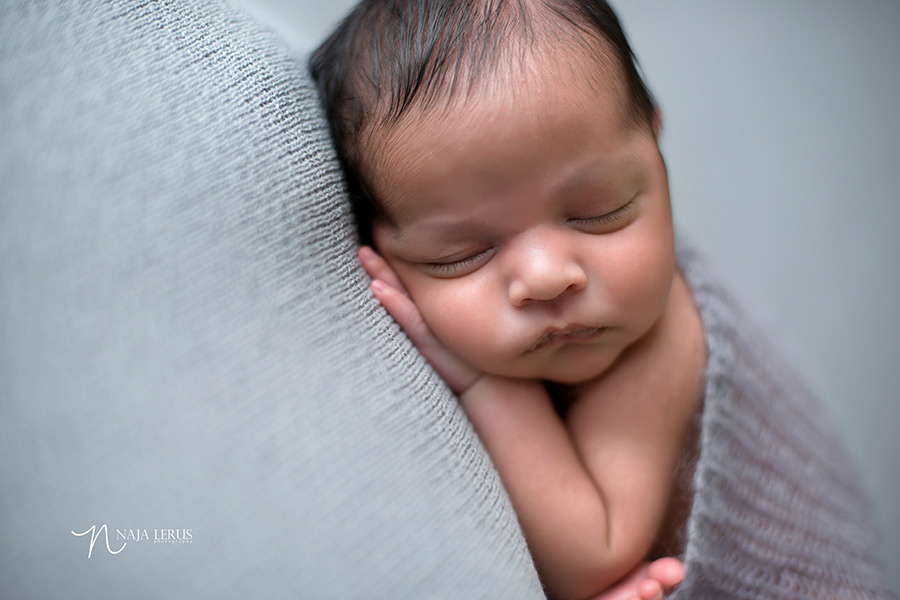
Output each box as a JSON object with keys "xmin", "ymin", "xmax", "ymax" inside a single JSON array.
[{"xmin": 236, "ymin": 0, "xmax": 900, "ymax": 590}]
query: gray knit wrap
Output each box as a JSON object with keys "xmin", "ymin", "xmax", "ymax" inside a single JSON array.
[
  {"xmin": 0, "ymin": 1, "xmax": 892, "ymax": 598},
  {"xmin": 674, "ymin": 243, "xmax": 894, "ymax": 599}
]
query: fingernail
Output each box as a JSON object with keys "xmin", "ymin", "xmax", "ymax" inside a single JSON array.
[{"xmin": 370, "ymin": 280, "xmax": 385, "ymax": 294}]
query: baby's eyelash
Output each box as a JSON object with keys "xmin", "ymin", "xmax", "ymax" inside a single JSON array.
[
  {"xmin": 569, "ymin": 198, "xmax": 637, "ymax": 227},
  {"xmin": 426, "ymin": 248, "xmax": 494, "ymax": 275}
]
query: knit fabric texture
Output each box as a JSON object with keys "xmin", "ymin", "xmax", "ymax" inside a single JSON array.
[
  {"xmin": 673, "ymin": 242, "xmax": 894, "ymax": 599},
  {"xmin": 0, "ymin": 1, "xmax": 542, "ymax": 598}
]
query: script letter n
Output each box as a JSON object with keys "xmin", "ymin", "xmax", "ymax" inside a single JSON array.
[{"xmin": 71, "ymin": 524, "xmax": 127, "ymax": 558}]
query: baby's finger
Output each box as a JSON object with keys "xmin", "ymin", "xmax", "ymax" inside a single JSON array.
[
  {"xmin": 647, "ymin": 557, "xmax": 685, "ymax": 591},
  {"xmin": 358, "ymin": 246, "xmax": 408, "ymax": 296},
  {"xmin": 370, "ymin": 279, "xmax": 430, "ymax": 343},
  {"xmin": 636, "ymin": 579, "xmax": 662, "ymax": 600}
]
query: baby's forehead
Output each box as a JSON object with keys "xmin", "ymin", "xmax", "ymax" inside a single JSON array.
[
  {"xmin": 361, "ymin": 43, "xmax": 635, "ymax": 170},
  {"xmin": 361, "ymin": 61, "xmax": 645, "ymax": 230}
]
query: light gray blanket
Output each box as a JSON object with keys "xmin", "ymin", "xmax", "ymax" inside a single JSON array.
[{"xmin": 1, "ymin": 1, "xmax": 539, "ymax": 597}]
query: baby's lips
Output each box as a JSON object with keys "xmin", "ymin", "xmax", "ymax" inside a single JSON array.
[{"xmin": 527, "ymin": 325, "xmax": 609, "ymax": 353}]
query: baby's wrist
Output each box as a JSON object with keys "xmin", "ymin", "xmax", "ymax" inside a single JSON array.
[
  {"xmin": 455, "ymin": 371, "xmax": 487, "ymax": 397},
  {"xmin": 458, "ymin": 373, "xmax": 542, "ymax": 402}
]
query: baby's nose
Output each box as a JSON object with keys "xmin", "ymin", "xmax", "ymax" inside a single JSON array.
[{"xmin": 507, "ymin": 238, "xmax": 587, "ymax": 307}]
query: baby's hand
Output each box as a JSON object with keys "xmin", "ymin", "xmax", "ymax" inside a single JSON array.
[
  {"xmin": 586, "ymin": 558, "xmax": 684, "ymax": 600},
  {"xmin": 358, "ymin": 246, "xmax": 482, "ymax": 394}
]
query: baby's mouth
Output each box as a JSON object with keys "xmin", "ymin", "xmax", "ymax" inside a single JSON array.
[{"xmin": 527, "ymin": 325, "xmax": 608, "ymax": 353}]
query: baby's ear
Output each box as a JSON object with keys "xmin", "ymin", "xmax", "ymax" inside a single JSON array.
[{"xmin": 652, "ymin": 108, "xmax": 664, "ymax": 138}]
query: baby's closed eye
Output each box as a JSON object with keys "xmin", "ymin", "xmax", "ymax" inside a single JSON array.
[
  {"xmin": 567, "ymin": 196, "xmax": 640, "ymax": 234},
  {"xmin": 424, "ymin": 247, "xmax": 497, "ymax": 277}
]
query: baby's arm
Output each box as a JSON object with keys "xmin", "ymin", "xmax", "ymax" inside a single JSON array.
[
  {"xmin": 563, "ymin": 272, "xmax": 703, "ymax": 595},
  {"xmin": 457, "ymin": 274, "xmax": 702, "ymax": 598},
  {"xmin": 359, "ymin": 247, "xmax": 695, "ymax": 599}
]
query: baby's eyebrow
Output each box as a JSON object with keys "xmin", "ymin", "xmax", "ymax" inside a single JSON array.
[
  {"xmin": 560, "ymin": 156, "xmax": 642, "ymax": 190},
  {"xmin": 396, "ymin": 217, "xmax": 496, "ymax": 242}
]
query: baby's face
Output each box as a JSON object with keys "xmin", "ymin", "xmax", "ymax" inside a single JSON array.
[{"xmin": 367, "ymin": 53, "xmax": 675, "ymax": 384}]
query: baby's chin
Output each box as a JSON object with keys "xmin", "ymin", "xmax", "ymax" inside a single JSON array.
[
  {"xmin": 539, "ymin": 367, "xmax": 610, "ymax": 386},
  {"xmin": 487, "ymin": 354, "xmax": 619, "ymax": 387}
]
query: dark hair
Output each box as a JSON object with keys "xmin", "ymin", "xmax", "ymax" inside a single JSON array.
[{"xmin": 309, "ymin": 0, "xmax": 656, "ymax": 241}]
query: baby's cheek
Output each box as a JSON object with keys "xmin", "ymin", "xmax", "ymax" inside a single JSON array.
[
  {"xmin": 421, "ymin": 293, "xmax": 480, "ymax": 343},
  {"xmin": 605, "ymin": 227, "xmax": 674, "ymax": 325},
  {"xmin": 418, "ymin": 286, "xmax": 501, "ymax": 363}
]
